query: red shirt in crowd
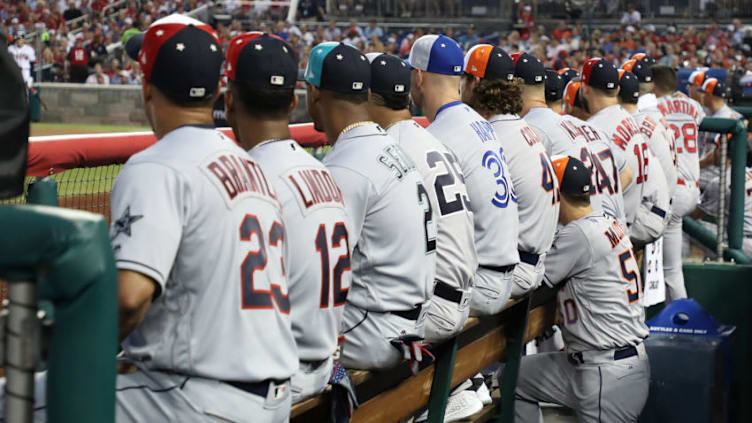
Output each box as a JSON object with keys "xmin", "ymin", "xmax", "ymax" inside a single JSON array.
[{"xmin": 68, "ymin": 46, "xmax": 89, "ymax": 66}]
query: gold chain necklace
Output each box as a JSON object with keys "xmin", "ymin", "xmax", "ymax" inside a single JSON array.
[{"xmin": 338, "ymin": 121, "xmax": 377, "ymax": 140}]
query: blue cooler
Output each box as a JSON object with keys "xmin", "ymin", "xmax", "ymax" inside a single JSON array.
[{"xmin": 639, "ymin": 299, "xmax": 735, "ymax": 423}]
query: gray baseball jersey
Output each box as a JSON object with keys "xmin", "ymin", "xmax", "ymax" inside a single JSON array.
[
  {"xmin": 248, "ymin": 139, "xmax": 351, "ymax": 363},
  {"xmin": 525, "ymin": 106, "xmax": 626, "ymax": 224},
  {"xmin": 656, "ymin": 95, "xmax": 706, "ymax": 184},
  {"xmin": 111, "ymin": 125, "xmax": 298, "ymax": 382},
  {"xmin": 386, "ymin": 119, "xmax": 477, "ymax": 291},
  {"xmin": 322, "ymin": 124, "xmax": 434, "ymax": 312},
  {"xmin": 588, "ymin": 105, "xmax": 650, "ymax": 227},
  {"xmin": 701, "ymin": 104, "xmax": 744, "ymax": 157},
  {"xmin": 487, "ymin": 113, "xmax": 559, "ymax": 254},
  {"xmin": 427, "ymin": 101, "xmax": 520, "ymax": 268},
  {"xmin": 633, "ymin": 108, "xmax": 678, "ymax": 196},
  {"xmin": 543, "ymin": 211, "xmax": 649, "ymax": 352}
]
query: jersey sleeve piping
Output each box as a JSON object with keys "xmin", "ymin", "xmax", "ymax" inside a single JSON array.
[{"xmin": 116, "ymin": 259, "xmax": 166, "ymax": 298}]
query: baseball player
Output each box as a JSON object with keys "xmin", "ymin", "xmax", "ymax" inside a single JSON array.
[
  {"xmin": 364, "ymin": 52, "xmax": 477, "ymax": 343},
  {"xmin": 305, "ymin": 42, "xmax": 434, "ymax": 370},
  {"xmin": 7, "ymin": 31, "xmax": 35, "ymax": 89},
  {"xmin": 558, "ymin": 67, "xmax": 580, "ymax": 88},
  {"xmin": 686, "ymin": 69, "xmax": 709, "ymax": 109},
  {"xmin": 461, "ymin": 44, "xmax": 559, "ymax": 297},
  {"xmin": 409, "ymin": 34, "xmax": 520, "ymax": 316},
  {"xmin": 224, "ymin": 33, "xmax": 352, "ymax": 402},
  {"xmin": 514, "ymin": 156, "xmax": 650, "ymax": 423},
  {"xmin": 616, "ymin": 69, "xmax": 671, "ymax": 246},
  {"xmin": 112, "ymin": 15, "xmax": 297, "ymax": 422},
  {"xmin": 699, "ymin": 78, "xmax": 747, "ymax": 169},
  {"xmin": 519, "ymin": 53, "xmax": 629, "ymax": 225},
  {"xmin": 621, "ymin": 59, "xmax": 678, "ymax": 198},
  {"xmin": 545, "ymin": 68, "xmax": 564, "ymax": 114},
  {"xmin": 581, "ymin": 58, "xmax": 651, "ymax": 233},
  {"xmin": 630, "ymin": 53, "xmax": 658, "ymax": 111},
  {"xmin": 562, "ymin": 78, "xmax": 589, "ymax": 121},
  {"xmin": 653, "ymin": 65, "xmax": 705, "ymax": 301}
]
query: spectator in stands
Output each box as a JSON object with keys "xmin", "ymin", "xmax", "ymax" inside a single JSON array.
[
  {"xmin": 297, "ymin": 0, "xmax": 325, "ymax": 21},
  {"xmin": 62, "ymin": 0, "xmax": 82, "ymax": 22},
  {"xmin": 620, "ymin": 4, "xmax": 641, "ymax": 25},
  {"xmin": 323, "ymin": 19, "xmax": 340, "ymax": 41},
  {"xmin": 458, "ymin": 24, "xmax": 478, "ymax": 50},
  {"xmin": 108, "ymin": 57, "xmax": 125, "ymax": 84},
  {"xmin": 66, "ymin": 37, "xmax": 89, "ymax": 82},
  {"xmin": 85, "ymin": 61, "xmax": 108, "ymax": 84},
  {"xmin": 364, "ymin": 20, "xmax": 383, "ymax": 39},
  {"xmin": 552, "ymin": 20, "xmax": 569, "ymax": 40},
  {"xmin": 88, "ymin": 31, "xmax": 107, "ymax": 62}
]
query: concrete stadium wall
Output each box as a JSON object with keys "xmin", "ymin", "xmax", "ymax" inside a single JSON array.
[{"xmin": 38, "ymin": 83, "xmax": 311, "ymax": 126}]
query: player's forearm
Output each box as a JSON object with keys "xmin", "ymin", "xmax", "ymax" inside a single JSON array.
[
  {"xmin": 117, "ymin": 270, "xmax": 157, "ymax": 342},
  {"xmin": 118, "ymin": 304, "xmax": 150, "ymax": 343}
]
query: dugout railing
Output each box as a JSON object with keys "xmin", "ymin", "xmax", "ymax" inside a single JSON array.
[{"xmin": 682, "ymin": 112, "xmax": 751, "ymax": 264}]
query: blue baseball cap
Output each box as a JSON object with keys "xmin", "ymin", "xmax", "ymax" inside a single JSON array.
[
  {"xmin": 408, "ymin": 34, "xmax": 464, "ymax": 76},
  {"xmin": 304, "ymin": 42, "xmax": 370, "ymax": 93}
]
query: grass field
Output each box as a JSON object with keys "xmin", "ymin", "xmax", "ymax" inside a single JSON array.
[{"xmin": 31, "ymin": 122, "xmax": 150, "ymax": 137}]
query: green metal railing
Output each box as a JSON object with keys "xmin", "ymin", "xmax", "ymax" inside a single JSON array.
[{"xmin": 684, "ymin": 115, "xmax": 751, "ymax": 264}]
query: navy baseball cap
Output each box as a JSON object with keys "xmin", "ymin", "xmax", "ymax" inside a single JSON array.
[
  {"xmin": 631, "ymin": 53, "xmax": 656, "ymax": 66},
  {"xmin": 581, "ymin": 58, "xmax": 618, "ymax": 90},
  {"xmin": 621, "ymin": 59, "xmax": 652, "ymax": 83},
  {"xmin": 305, "ymin": 42, "xmax": 370, "ymax": 93},
  {"xmin": 463, "ymin": 44, "xmax": 515, "ymax": 81},
  {"xmin": 125, "ymin": 32, "xmax": 144, "ymax": 60},
  {"xmin": 545, "ymin": 69, "xmax": 564, "ymax": 102},
  {"xmin": 510, "ymin": 52, "xmax": 545, "ymax": 85},
  {"xmin": 617, "ymin": 69, "xmax": 640, "ymax": 103},
  {"xmin": 558, "ymin": 67, "xmax": 580, "ymax": 87},
  {"xmin": 138, "ymin": 14, "xmax": 224, "ymax": 103},
  {"xmin": 226, "ymin": 32, "xmax": 297, "ymax": 90},
  {"xmin": 702, "ymin": 78, "xmax": 727, "ymax": 98},
  {"xmin": 408, "ymin": 34, "xmax": 464, "ymax": 76},
  {"xmin": 552, "ymin": 155, "xmax": 592, "ymax": 196},
  {"xmin": 366, "ymin": 53, "xmax": 410, "ymax": 96}
]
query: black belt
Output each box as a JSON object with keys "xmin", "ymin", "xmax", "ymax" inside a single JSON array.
[
  {"xmin": 225, "ymin": 379, "xmax": 287, "ymax": 398},
  {"xmin": 518, "ymin": 250, "xmax": 540, "ymax": 266},
  {"xmin": 567, "ymin": 345, "xmax": 639, "ymax": 366},
  {"xmin": 613, "ymin": 345, "xmax": 638, "ymax": 360},
  {"xmin": 434, "ymin": 281, "xmax": 463, "ymax": 304},
  {"xmin": 479, "ymin": 264, "xmax": 516, "ymax": 273},
  {"xmin": 650, "ymin": 205, "xmax": 667, "ymax": 218},
  {"xmin": 392, "ymin": 304, "xmax": 423, "ymax": 320}
]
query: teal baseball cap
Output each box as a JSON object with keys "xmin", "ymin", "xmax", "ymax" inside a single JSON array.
[{"xmin": 304, "ymin": 42, "xmax": 370, "ymax": 93}]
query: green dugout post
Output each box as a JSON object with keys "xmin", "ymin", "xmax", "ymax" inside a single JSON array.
[
  {"xmin": 0, "ymin": 181, "xmax": 117, "ymax": 423},
  {"xmin": 696, "ymin": 117, "xmax": 750, "ymax": 262}
]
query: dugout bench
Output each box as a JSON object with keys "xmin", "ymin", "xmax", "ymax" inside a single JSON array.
[{"xmin": 292, "ymin": 296, "xmax": 557, "ymax": 423}]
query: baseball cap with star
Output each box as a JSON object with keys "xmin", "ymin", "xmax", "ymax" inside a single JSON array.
[
  {"xmin": 562, "ymin": 78, "xmax": 583, "ymax": 108},
  {"xmin": 545, "ymin": 69, "xmax": 564, "ymax": 102},
  {"xmin": 617, "ymin": 69, "xmax": 640, "ymax": 102},
  {"xmin": 510, "ymin": 52, "xmax": 545, "ymax": 85},
  {"xmin": 304, "ymin": 42, "xmax": 370, "ymax": 93},
  {"xmin": 463, "ymin": 44, "xmax": 515, "ymax": 81},
  {"xmin": 366, "ymin": 52, "xmax": 411, "ymax": 96},
  {"xmin": 702, "ymin": 78, "xmax": 727, "ymax": 98},
  {"xmin": 225, "ymin": 32, "xmax": 298, "ymax": 90},
  {"xmin": 581, "ymin": 58, "xmax": 618, "ymax": 90},
  {"xmin": 621, "ymin": 59, "xmax": 652, "ymax": 83},
  {"xmin": 136, "ymin": 14, "xmax": 224, "ymax": 103},
  {"xmin": 408, "ymin": 34, "xmax": 464, "ymax": 76},
  {"xmin": 558, "ymin": 67, "xmax": 580, "ymax": 87},
  {"xmin": 551, "ymin": 155, "xmax": 592, "ymax": 196},
  {"xmin": 688, "ymin": 70, "xmax": 708, "ymax": 88}
]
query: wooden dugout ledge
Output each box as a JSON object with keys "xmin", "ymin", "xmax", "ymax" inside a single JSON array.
[{"xmin": 291, "ymin": 298, "xmax": 558, "ymax": 423}]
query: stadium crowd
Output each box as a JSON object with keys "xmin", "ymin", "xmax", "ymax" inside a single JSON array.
[{"xmin": 4, "ymin": 0, "xmax": 752, "ymax": 87}]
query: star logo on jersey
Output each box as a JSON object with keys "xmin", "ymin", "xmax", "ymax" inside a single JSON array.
[{"xmin": 112, "ymin": 206, "xmax": 144, "ymax": 239}]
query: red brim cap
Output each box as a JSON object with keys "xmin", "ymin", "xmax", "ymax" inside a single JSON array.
[
  {"xmin": 581, "ymin": 58, "xmax": 618, "ymax": 90},
  {"xmin": 226, "ymin": 32, "xmax": 298, "ymax": 90},
  {"xmin": 139, "ymin": 14, "xmax": 223, "ymax": 103}
]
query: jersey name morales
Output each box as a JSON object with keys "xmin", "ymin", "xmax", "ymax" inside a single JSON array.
[
  {"xmin": 604, "ymin": 219, "xmax": 629, "ymax": 249},
  {"xmin": 203, "ymin": 152, "xmax": 278, "ymax": 207}
]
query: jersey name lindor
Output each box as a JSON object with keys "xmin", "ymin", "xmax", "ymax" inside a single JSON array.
[{"xmin": 284, "ymin": 167, "xmax": 345, "ymax": 212}]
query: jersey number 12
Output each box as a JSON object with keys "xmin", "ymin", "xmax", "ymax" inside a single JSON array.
[{"xmin": 316, "ymin": 222, "xmax": 351, "ymax": 308}]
